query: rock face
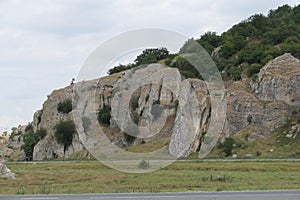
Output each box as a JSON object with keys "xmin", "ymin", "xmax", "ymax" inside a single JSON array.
[
  {"xmin": 32, "ymin": 85, "xmax": 84, "ymax": 160},
  {"xmin": 0, "ymin": 126, "xmax": 25, "ymax": 161},
  {"xmin": 225, "ymin": 81, "xmax": 290, "ymax": 138},
  {"xmin": 169, "ymin": 79, "xmax": 211, "ymax": 157},
  {"xmin": 225, "ymin": 53, "xmax": 300, "ymax": 139},
  {"xmin": 251, "ymin": 53, "xmax": 300, "ymax": 106},
  {"xmin": 0, "ymin": 160, "xmax": 15, "ymax": 179},
  {"xmin": 21, "ymin": 53, "xmax": 299, "ymax": 160},
  {"xmin": 111, "ymin": 64, "xmax": 181, "ymax": 143},
  {"xmin": 33, "ymin": 73, "xmax": 121, "ymax": 160}
]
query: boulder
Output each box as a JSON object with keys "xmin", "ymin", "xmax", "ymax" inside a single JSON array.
[{"xmin": 0, "ymin": 160, "xmax": 15, "ymax": 179}]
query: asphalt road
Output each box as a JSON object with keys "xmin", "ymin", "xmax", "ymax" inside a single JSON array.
[{"xmin": 1, "ymin": 190, "xmax": 300, "ymax": 200}]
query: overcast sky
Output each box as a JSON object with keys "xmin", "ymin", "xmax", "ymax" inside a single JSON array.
[{"xmin": 0, "ymin": 0, "xmax": 299, "ymax": 132}]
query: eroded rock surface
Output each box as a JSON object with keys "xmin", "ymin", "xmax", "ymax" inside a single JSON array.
[
  {"xmin": 251, "ymin": 53, "xmax": 300, "ymax": 106},
  {"xmin": 169, "ymin": 79, "xmax": 211, "ymax": 157}
]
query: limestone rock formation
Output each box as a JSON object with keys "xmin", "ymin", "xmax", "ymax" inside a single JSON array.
[
  {"xmin": 251, "ymin": 53, "xmax": 300, "ymax": 106},
  {"xmin": 33, "ymin": 71, "xmax": 121, "ymax": 160},
  {"xmin": 169, "ymin": 79, "xmax": 211, "ymax": 157},
  {"xmin": 17, "ymin": 53, "xmax": 299, "ymax": 160},
  {"xmin": 110, "ymin": 64, "xmax": 181, "ymax": 143},
  {"xmin": 32, "ymin": 85, "xmax": 85, "ymax": 160},
  {"xmin": 225, "ymin": 81, "xmax": 290, "ymax": 138}
]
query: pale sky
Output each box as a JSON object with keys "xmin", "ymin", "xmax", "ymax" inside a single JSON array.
[{"xmin": 0, "ymin": 0, "xmax": 299, "ymax": 132}]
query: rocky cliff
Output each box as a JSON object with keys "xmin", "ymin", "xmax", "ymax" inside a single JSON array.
[
  {"xmin": 32, "ymin": 85, "xmax": 84, "ymax": 160},
  {"xmin": 251, "ymin": 53, "xmax": 300, "ymax": 106},
  {"xmin": 2, "ymin": 53, "xmax": 299, "ymax": 161},
  {"xmin": 225, "ymin": 53, "xmax": 299, "ymax": 141}
]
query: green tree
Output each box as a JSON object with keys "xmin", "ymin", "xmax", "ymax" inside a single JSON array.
[
  {"xmin": 197, "ymin": 32, "xmax": 223, "ymax": 54},
  {"xmin": 135, "ymin": 48, "xmax": 169, "ymax": 65},
  {"xmin": 108, "ymin": 63, "xmax": 135, "ymax": 75},
  {"xmin": 25, "ymin": 123, "xmax": 33, "ymax": 132},
  {"xmin": 247, "ymin": 63, "xmax": 262, "ymax": 78},
  {"xmin": 226, "ymin": 67, "xmax": 242, "ymax": 81},
  {"xmin": 240, "ymin": 44, "xmax": 264, "ymax": 64},
  {"xmin": 54, "ymin": 120, "xmax": 76, "ymax": 153},
  {"xmin": 21, "ymin": 130, "xmax": 39, "ymax": 160},
  {"xmin": 169, "ymin": 56, "xmax": 203, "ymax": 79},
  {"xmin": 221, "ymin": 41, "xmax": 237, "ymax": 59}
]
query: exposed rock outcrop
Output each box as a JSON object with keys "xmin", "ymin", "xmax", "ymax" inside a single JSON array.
[
  {"xmin": 251, "ymin": 53, "xmax": 300, "ymax": 106},
  {"xmin": 111, "ymin": 64, "xmax": 180, "ymax": 143},
  {"xmin": 225, "ymin": 81, "xmax": 290, "ymax": 137},
  {"xmin": 0, "ymin": 160, "xmax": 15, "ymax": 179},
  {"xmin": 18, "ymin": 53, "xmax": 299, "ymax": 160},
  {"xmin": 32, "ymin": 85, "xmax": 84, "ymax": 160},
  {"xmin": 225, "ymin": 53, "xmax": 300, "ymax": 141},
  {"xmin": 33, "ymin": 72, "xmax": 122, "ymax": 160},
  {"xmin": 169, "ymin": 79, "xmax": 211, "ymax": 157},
  {"xmin": 0, "ymin": 126, "xmax": 25, "ymax": 161}
]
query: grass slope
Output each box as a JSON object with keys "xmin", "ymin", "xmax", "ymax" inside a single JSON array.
[{"xmin": 206, "ymin": 123, "xmax": 300, "ymax": 159}]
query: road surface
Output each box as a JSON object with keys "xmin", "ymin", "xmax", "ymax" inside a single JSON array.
[{"xmin": 1, "ymin": 190, "xmax": 300, "ymax": 200}]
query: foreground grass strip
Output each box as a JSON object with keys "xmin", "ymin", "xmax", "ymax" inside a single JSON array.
[{"xmin": 0, "ymin": 161, "xmax": 300, "ymax": 194}]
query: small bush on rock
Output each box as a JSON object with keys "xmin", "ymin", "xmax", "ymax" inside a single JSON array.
[{"xmin": 57, "ymin": 99, "xmax": 72, "ymax": 114}]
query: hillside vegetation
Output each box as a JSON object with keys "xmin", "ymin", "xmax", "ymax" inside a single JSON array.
[{"xmin": 109, "ymin": 4, "xmax": 300, "ymax": 80}]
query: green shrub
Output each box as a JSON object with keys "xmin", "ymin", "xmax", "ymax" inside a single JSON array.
[
  {"xmin": 54, "ymin": 120, "xmax": 76, "ymax": 152},
  {"xmin": 174, "ymin": 99, "xmax": 179, "ymax": 110},
  {"xmin": 21, "ymin": 130, "xmax": 39, "ymax": 160},
  {"xmin": 98, "ymin": 105, "xmax": 111, "ymax": 125},
  {"xmin": 108, "ymin": 63, "xmax": 135, "ymax": 75},
  {"xmin": 170, "ymin": 56, "xmax": 203, "ymax": 80},
  {"xmin": 226, "ymin": 67, "xmax": 242, "ymax": 81},
  {"xmin": 57, "ymin": 99, "xmax": 72, "ymax": 114},
  {"xmin": 130, "ymin": 96, "xmax": 139, "ymax": 110},
  {"xmin": 221, "ymin": 138, "xmax": 235, "ymax": 157},
  {"xmin": 131, "ymin": 111, "xmax": 139, "ymax": 124},
  {"xmin": 247, "ymin": 115, "xmax": 253, "ymax": 124},
  {"xmin": 124, "ymin": 133, "xmax": 136, "ymax": 145},
  {"xmin": 25, "ymin": 123, "xmax": 33, "ymax": 132},
  {"xmin": 247, "ymin": 63, "xmax": 262, "ymax": 78},
  {"xmin": 164, "ymin": 54, "xmax": 177, "ymax": 66}
]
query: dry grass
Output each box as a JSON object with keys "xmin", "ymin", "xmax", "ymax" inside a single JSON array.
[{"xmin": 1, "ymin": 161, "xmax": 300, "ymax": 194}]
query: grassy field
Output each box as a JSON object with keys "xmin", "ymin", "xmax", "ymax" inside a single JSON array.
[{"xmin": 1, "ymin": 160, "xmax": 300, "ymax": 195}]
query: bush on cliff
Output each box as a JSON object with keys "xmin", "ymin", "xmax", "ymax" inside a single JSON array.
[
  {"xmin": 54, "ymin": 120, "xmax": 76, "ymax": 153},
  {"xmin": 98, "ymin": 105, "xmax": 111, "ymax": 125},
  {"xmin": 57, "ymin": 99, "xmax": 72, "ymax": 114}
]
